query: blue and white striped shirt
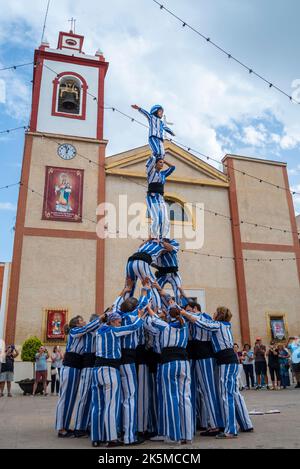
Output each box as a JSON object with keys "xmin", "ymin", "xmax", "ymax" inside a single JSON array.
[
  {"xmin": 146, "ymin": 156, "xmax": 175, "ymax": 184},
  {"xmin": 138, "ymin": 240, "xmax": 166, "ymax": 262},
  {"xmin": 194, "ymin": 318, "xmax": 235, "ymax": 353},
  {"xmin": 157, "ymin": 239, "xmax": 179, "ymax": 268},
  {"xmin": 66, "ymin": 318, "xmax": 101, "ymax": 354},
  {"xmin": 144, "ymin": 316, "xmax": 162, "ymax": 353},
  {"xmin": 95, "ymin": 318, "xmax": 143, "ymax": 360},
  {"xmin": 120, "ymin": 289, "xmax": 152, "ymax": 350},
  {"xmin": 189, "ymin": 312, "xmax": 212, "ymax": 342},
  {"xmin": 147, "ymin": 316, "xmax": 189, "ymax": 349},
  {"xmin": 138, "ymin": 107, "xmax": 175, "ymax": 140},
  {"xmin": 84, "ymin": 331, "xmax": 97, "ymax": 354}
]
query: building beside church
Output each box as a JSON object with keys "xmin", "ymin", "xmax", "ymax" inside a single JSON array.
[{"xmin": 3, "ymin": 30, "xmax": 300, "ymax": 352}]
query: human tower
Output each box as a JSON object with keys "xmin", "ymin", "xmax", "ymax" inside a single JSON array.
[{"xmin": 55, "ymin": 104, "xmax": 253, "ymax": 447}]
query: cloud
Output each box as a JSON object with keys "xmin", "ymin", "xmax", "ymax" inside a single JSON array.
[{"xmin": 0, "ymin": 202, "xmax": 17, "ymax": 211}]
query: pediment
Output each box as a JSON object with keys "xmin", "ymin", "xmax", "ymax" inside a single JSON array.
[{"xmin": 105, "ymin": 142, "xmax": 229, "ymax": 188}]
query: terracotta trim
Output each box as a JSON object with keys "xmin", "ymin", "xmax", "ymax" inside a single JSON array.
[
  {"xmin": 95, "ymin": 143, "xmax": 106, "ymax": 314},
  {"xmin": 242, "ymin": 242, "xmax": 295, "ymax": 252},
  {"xmin": 41, "ymin": 49, "xmax": 109, "ymax": 70},
  {"xmin": 282, "ymin": 167, "xmax": 300, "ymax": 285},
  {"xmin": 5, "ymin": 135, "xmax": 33, "ymax": 343},
  {"xmin": 222, "ymin": 153, "xmax": 287, "ymax": 167},
  {"xmin": 30, "ymin": 52, "xmax": 44, "ymax": 132},
  {"xmin": 27, "ymin": 131, "xmax": 107, "ymax": 145},
  {"xmin": 23, "ymin": 227, "xmax": 97, "ymax": 240},
  {"xmin": 57, "ymin": 31, "xmax": 84, "ymax": 52},
  {"xmin": 96, "ymin": 67, "xmax": 105, "ymax": 140},
  {"xmin": 227, "ymin": 158, "xmax": 250, "ymax": 344}
]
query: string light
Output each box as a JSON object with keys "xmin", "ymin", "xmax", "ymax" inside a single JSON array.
[
  {"xmin": 40, "ymin": 61, "xmax": 300, "ymax": 197},
  {"xmin": 151, "ymin": 0, "xmax": 299, "ymax": 104},
  {"xmin": 1, "ymin": 179, "xmax": 299, "ymax": 262},
  {"xmin": 0, "ymin": 61, "xmax": 34, "ymax": 72},
  {"xmin": 0, "ymin": 125, "xmax": 29, "ymax": 135}
]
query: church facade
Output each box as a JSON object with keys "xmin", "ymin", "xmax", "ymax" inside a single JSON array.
[{"xmin": 3, "ymin": 31, "xmax": 300, "ymax": 350}]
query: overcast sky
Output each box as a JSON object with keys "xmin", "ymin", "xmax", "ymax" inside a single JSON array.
[{"xmin": 1, "ymin": 0, "xmax": 300, "ymax": 261}]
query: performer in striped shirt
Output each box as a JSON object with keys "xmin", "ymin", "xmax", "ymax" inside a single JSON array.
[
  {"xmin": 181, "ymin": 306, "xmax": 253, "ymax": 438},
  {"xmin": 118, "ymin": 283, "xmax": 152, "ymax": 445},
  {"xmin": 145, "ymin": 305, "xmax": 193, "ymax": 443},
  {"xmin": 55, "ymin": 315, "xmax": 101, "ymax": 438},
  {"xmin": 185, "ymin": 302, "xmax": 224, "ymax": 437},
  {"xmin": 91, "ymin": 311, "xmax": 144, "ymax": 447},
  {"xmin": 146, "ymin": 156, "xmax": 175, "ymax": 240},
  {"xmin": 131, "ymin": 104, "xmax": 175, "ymax": 160},
  {"xmin": 126, "ymin": 239, "xmax": 173, "ymax": 309},
  {"xmin": 154, "ymin": 238, "xmax": 182, "ymax": 304},
  {"xmin": 73, "ymin": 313, "xmax": 100, "ymax": 437}
]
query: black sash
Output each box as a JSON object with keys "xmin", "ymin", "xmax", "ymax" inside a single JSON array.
[
  {"xmin": 135, "ymin": 344, "xmax": 148, "ymax": 365},
  {"xmin": 161, "ymin": 347, "xmax": 188, "ymax": 364},
  {"xmin": 215, "ymin": 348, "xmax": 239, "ymax": 365},
  {"xmin": 128, "ymin": 252, "xmax": 152, "ymax": 265},
  {"xmin": 155, "ymin": 265, "xmax": 178, "ymax": 279},
  {"xmin": 63, "ymin": 352, "xmax": 84, "ymax": 370},
  {"xmin": 94, "ymin": 357, "xmax": 121, "ymax": 370},
  {"xmin": 147, "ymin": 182, "xmax": 164, "ymax": 195},
  {"xmin": 82, "ymin": 353, "xmax": 96, "ymax": 368},
  {"xmin": 188, "ymin": 340, "xmax": 215, "ymax": 360},
  {"xmin": 121, "ymin": 348, "xmax": 137, "ymax": 365}
]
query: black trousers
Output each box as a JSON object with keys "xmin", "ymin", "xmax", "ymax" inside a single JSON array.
[
  {"xmin": 268, "ymin": 365, "xmax": 280, "ymax": 383},
  {"xmin": 243, "ymin": 364, "xmax": 255, "ymax": 387},
  {"xmin": 51, "ymin": 368, "xmax": 61, "ymax": 394}
]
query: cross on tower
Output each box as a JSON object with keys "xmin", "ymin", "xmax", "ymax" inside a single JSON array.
[{"xmin": 68, "ymin": 17, "xmax": 76, "ymax": 33}]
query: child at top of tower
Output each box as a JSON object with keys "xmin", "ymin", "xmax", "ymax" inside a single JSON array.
[{"xmin": 131, "ymin": 104, "xmax": 175, "ymax": 160}]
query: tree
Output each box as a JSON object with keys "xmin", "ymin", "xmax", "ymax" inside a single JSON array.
[{"xmin": 21, "ymin": 336, "xmax": 43, "ymax": 378}]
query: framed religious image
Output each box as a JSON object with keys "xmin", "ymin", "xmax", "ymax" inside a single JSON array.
[
  {"xmin": 43, "ymin": 308, "xmax": 69, "ymax": 344},
  {"xmin": 42, "ymin": 166, "xmax": 84, "ymax": 222},
  {"xmin": 266, "ymin": 312, "xmax": 288, "ymax": 342}
]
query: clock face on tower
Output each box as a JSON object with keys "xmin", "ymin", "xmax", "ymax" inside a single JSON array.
[{"xmin": 57, "ymin": 143, "xmax": 76, "ymax": 160}]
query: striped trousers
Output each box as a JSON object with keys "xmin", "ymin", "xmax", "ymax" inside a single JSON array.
[
  {"xmin": 148, "ymin": 370, "xmax": 158, "ymax": 434},
  {"xmin": 120, "ymin": 363, "xmax": 138, "ymax": 444},
  {"xmin": 218, "ymin": 363, "xmax": 253, "ymax": 435},
  {"xmin": 157, "ymin": 272, "xmax": 182, "ymax": 305},
  {"xmin": 91, "ymin": 366, "xmax": 121, "ymax": 443},
  {"xmin": 74, "ymin": 367, "xmax": 93, "ymax": 431},
  {"xmin": 156, "ymin": 364, "xmax": 165, "ymax": 436},
  {"xmin": 126, "ymin": 259, "xmax": 161, "ymax": 310},
  {"xmin": 160, "ymin": 360, "xmax": 193, "ymax": 441},
  {"xmin": 137, "ymin": 364, "xmax": 150, "ymax": 433},
  {"xmin": 55, "ymin": 365, "xmax": 81, "ymax": 431},
  {"xmin": 148, "ymin": 136, "xmax": 165, "ymax": 159},
  {"xmin": 195, "ymin": 358, "xmax": 224, "ymax": 429},
  {"xmin": 146, "ymin": 193, "xmax": 170, "ymax": 240}
]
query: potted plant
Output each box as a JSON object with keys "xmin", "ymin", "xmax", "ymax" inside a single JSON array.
[{"xmin": 15, "ymin": 336, "xmax": 50, "ymax": 395}]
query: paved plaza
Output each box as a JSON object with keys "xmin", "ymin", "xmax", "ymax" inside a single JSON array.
[{"xmin": 0, "ymin": 387, "xmax": 299, "ymax": 449}]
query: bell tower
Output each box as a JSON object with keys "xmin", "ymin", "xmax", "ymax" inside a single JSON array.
[{"xmin": 5, "ymin": 31, "xmax": 109, "ymax": 345}]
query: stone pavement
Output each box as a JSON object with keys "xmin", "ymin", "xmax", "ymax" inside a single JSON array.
[{"xmin": 0, "ymin": 387, "xmax": 299, "ymax": 449}]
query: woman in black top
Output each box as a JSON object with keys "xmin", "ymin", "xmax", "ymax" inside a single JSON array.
[{"xmin": 267, "ymin": 341, "xmax": 281, "ymax": 390}]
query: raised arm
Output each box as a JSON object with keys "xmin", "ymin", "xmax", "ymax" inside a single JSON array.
[
  {"xmin": 70, "ymin": 317, "xmax": 101, "ymax": 338},
  {"xmin": 162, "ymin": 123, "xmax": 175, "ymax": 137},
  {"xmin": 131, "ymin": 104, "xmax": 150, "ymax": 121},
  {"xmin": 114, "ymin": 317, "xmax": 143, "ymax": 337},
  {"xmin": 181, "ymin": 309, "xmax": 220, "ymax": 331},
  {"xmin": 162, "ymin": 161, "xmax": 175, "ymax": 178}
]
